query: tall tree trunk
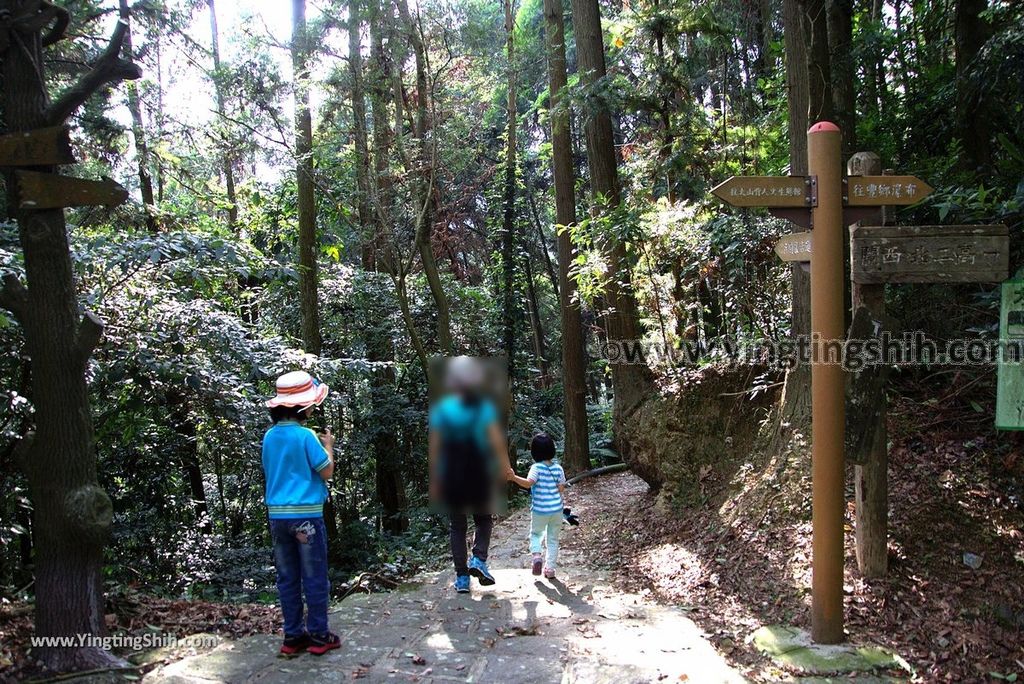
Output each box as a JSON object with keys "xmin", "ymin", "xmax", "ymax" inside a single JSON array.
[
  {"xmin": 954, "ymin": 0, "xmax": 992, "ymax": 169},
  {"xmin": 826, "ymin": 0, "xmax": 856, "ymax": 156},
  {"xmin": 207, "ymin": 0, "xmax": 237, "ymax": 227},
  {"xmin": 526, "ymin": 182, "xmax": 559, "ymax": 296},
  {"xmin": 771, "ymin": 0, "xmax": 813, "ymax": 452},
  {"xmin": 396, "ymin": 0, "xmax": 454, "ymax": 355},
  {"xmin": 292, "ymin": 0, "xmax": 322, "ymax": 355},
  {"xmin": 800, "ymin": 0, "xmax": 833, "ymax": 123},
  {"xmin": 522, "ymin": 250, "xmax": 550, "ymax": 385},
  {"xmin": 355, "ymin": 0, "xmax": 407, "ymax": 533},
  {"xmin": 0, "ymin": 8, "xmax": 139, "ymax": 671},
  {"xmin": 570, "ymin": 0, "xmax": 654, "ymax": 436},
  {"xmin": 350, "ymin": 0, "xmax": 374, "ymax": 270},
  {"xmin": 119, "ymin": 0, "xmax": 157, "ymax": 233},
  {"xmin": 501, "ymin": 0, "xmax": 519, "ymax": 378},
  {"xmin": 544, "ymin": 0, "xmax": 589, "ymax": 474},
  {"xmin": 168, "ymin": 393, "xmax": 212, "ymax": 534}
]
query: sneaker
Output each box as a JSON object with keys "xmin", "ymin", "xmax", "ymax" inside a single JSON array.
[
  {"xmin": 454, "ymin": 574, "xmax": 471, "ymax": 593},
  {"xmin": 307, "ymin": 631, "xmax": 341, "ymax": 656},
  {"xmin": 468, "ymin": 556, "xmax": 496, "ymax": 586},
  {"xmin": 280, "ymin": 632, "xmax": 310, "ymax": 655},
  {"xmin": 543, "ymin": 567, "xmax": 556, "ymax": 579},
  {"xmin": 531, "ymin": 553, "xmax": 543, "ymax": 576}
]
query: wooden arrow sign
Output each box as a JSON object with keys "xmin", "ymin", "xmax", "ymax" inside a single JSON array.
[
  {"xmin": 845, "ymin": 175, "xmax": 933, "ymax": 206},
  {"xmin": 775, "ymin": 232, "xmax": 813, "ymax": 262},
  {"xmin": 711, "ymin": 176, "xmax": 812, "ymax": 208},
  {"xmin": 0, "ymin": 126, "xmax": 75, "ymax": 167},
  {"xmin": 15, "ymin": 170, "xmax": 128, "ymax": 210}
]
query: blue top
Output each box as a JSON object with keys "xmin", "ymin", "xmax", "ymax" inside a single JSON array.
[
  {"xmin": 261, "ymin": 421, "xmax": 331, "ymax": 519},
  {"xmin": 428, "ymin": 394, "xmax": 498, "ymax": 452},
  {"xmin": 527, "ymin": 461, "xmax": 565, "ymax": 514}
]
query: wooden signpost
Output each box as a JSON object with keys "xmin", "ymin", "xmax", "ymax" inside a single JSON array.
[
  {"xmin": 710, "ymin": 125, "xmax": 1014, "ymax": 645},
  {"xmin": 0, "ymin": 126, "xmax": 127, "ymax": 212},
  {"xmin": 14, "ymin": 170, "xmax": 128, "ymax": 210},
  {"xmin": 0, "ymin": 126, "xmax": 75, "ymax": 167},
  {"xmin": 851, "ymin": 224, "xmax": 1008, "ymax": 283},
  {"xmin": 774, "ymin": 231, "xmax": 813, "ymax": 262}
]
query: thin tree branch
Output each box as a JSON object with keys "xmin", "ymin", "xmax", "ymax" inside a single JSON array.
[{"xmin": 45, "ymin": 20, "xmax": 142, "ymax": 125}]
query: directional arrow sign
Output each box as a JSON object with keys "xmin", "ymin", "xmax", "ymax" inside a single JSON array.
[
  {"xmin": 0, "ymin": 126, "xmax": 75, "ymax": 167},
  {"xmin": 775, "ymin": 231, "xmax": 813, "ymax": 262},
  {"xmin": 711, "ymin": 175, "xmax": 812, "ymax": 208},
  {"xmin": 845, "ymin": 175, "xmax": 933, "ymax": 206},
  {"xmin": 15, "ymin": 170, "xmax": 128, "ymax": 210}
]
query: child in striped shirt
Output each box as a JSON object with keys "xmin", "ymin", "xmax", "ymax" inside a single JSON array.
[{"xmin": 507, "ymin": 433, "xmax": 566, "ymax": 578}]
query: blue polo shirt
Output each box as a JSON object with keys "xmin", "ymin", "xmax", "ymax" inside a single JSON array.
[{"xmin": 262, "ymin": 421, "xmax": 331, "ymax": 519}]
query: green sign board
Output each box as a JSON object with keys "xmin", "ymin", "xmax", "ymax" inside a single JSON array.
[{"xmin": 996, "ymin": 279, "xmax": 1024, "ymax": 429}]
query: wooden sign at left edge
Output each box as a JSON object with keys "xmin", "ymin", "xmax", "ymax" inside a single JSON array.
[
  {"xmin": 15, "ymin": 170, "xmax": 128, "ymax": 210},
  {"xmin": 0, "ymin": 126, "xmax": 75, "ymax": 167}
]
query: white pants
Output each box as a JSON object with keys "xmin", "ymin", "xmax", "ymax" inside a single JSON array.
[{"xmin": 529, "ymin": 511, "xmax": 563, "ymax": 569}]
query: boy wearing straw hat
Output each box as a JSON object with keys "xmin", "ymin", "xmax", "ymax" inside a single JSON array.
[{"xmin": 263, "ymin": 370, "xmax": 340, "ymax": 656}]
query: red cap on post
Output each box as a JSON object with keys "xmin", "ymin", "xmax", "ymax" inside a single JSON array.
[{"xmin": 808, "ymin": 121, "xmax": 840, "ymax": 133}]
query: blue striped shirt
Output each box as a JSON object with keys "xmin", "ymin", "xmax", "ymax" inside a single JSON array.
[{"xmin": 527, "ymin": 461, "xmax": 565, "ymax": 514}]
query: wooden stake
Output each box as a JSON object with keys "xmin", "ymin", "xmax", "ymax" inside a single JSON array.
[{"xmin": 847, "ymin": 151, "xmax": 888, "ymax": 579}]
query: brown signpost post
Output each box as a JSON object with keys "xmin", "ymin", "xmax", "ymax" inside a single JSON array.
[{"xmin": 711, "ymin": 175, "xmax": 812, "ymax": 208}]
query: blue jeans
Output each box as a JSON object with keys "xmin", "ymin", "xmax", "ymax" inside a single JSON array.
[{"xmin": 270, "ymin": 517, "xmax": 330, "ymax": 637}]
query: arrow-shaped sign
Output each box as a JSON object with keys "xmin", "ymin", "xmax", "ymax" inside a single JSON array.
[
  {"xmin": 775, "ymin": 232, "xmax": 813, "ymax": 262},
  {"xmin": 0, "ymin": 126, "xmax": 75, "ymax": 167},
  {"xmin": 15, "ymin": 170, "xmax": 128, "ymax": 210},
  {"xmin": 711, "ymin": 176, "xmax": 812, "ymax": 208},
  {"xmin": 845, "ymin": 175, "xmax": 933, "ymax": 206}
]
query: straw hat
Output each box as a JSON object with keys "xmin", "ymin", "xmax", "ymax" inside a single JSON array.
[{"xmin": 266, "ymin": 371, "xmax": 329, "ymax": 408}]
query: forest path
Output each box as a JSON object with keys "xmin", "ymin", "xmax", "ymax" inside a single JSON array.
[{"xmin": 145, "ymin": 479, "xmax": 742, "ymax": 684}]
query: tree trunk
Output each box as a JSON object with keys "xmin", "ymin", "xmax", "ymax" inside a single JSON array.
[
  {"xmin": 526, "ymin": 182, "xmax": 559, "ymax": 296},
  {"xmin": 396, "ymin": 0, "xmax": 454, "ymax": 355},
  {"xmin": 545, "ymin": 0, "xmax": 589, "ymax": 474},
  {"xmin": 168, "ymin": 394, "xmax": 212, "ymax": 534},
  {"xmin": 350, "ymin": 0, "xmax": 374, "ymax": 270},
  {"xmin": 771, "ymin": 0, "xmax": 813, "ymax": 453},
  {"xmin": 119, "ymin": 0, "xmax": 157, "ymax": 233},
  {"xmin": 954, "ymin": 0, "xmax": 992, "ymax": 169},
  {"xmin": 523, "ymin": 250, "xmax": 550, "ymax": 385},
  {"xmin": 826, "ymin": 0, "xmax": 856, "ymax": 156},
  {"xmin": 502, "ymin": 0, "xmax": 519, "ymax": 379},
  {"xmin": 569, "ymin": 0, "xmax": 654, "ymax": 434},
  {"xmin": 0, "ymin": 6, "xmax": 139, "ymax": 671},
  {"xmin": 800, "ymin": 0, "xmax": 833, "ymax": 123},
  {"xmin": 292, "ymin": 0, "xmax": 322, "ymax": 355},
  {"xmin": 207, "ymin": 0, "xmax": 238, "ymax": 227}
]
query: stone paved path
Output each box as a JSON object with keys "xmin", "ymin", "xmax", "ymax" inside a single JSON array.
[{"xmin": 144, "ymin": 505, "xmax": 743, "ymax": 683}]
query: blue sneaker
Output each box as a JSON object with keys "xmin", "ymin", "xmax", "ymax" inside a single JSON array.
[
  {"xmin": 467, "ymin": 556, "xmax": 495, "ymax": 586},
  {"xmin": 454, "ymin": 575, "xmax": 470, "ymax": 593}
]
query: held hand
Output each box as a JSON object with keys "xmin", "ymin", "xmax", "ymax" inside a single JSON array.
[
  {"xmin": 505, "ymin": 466, "xmax": 516, "ymax": 481},
  {"xmin": 319, "ymin": 428, "xmax": 335, "ymax": 452}
]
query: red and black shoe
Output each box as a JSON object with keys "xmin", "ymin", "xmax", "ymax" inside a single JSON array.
[
  {"xmin": 307, "ymin": 631, "xmax": 341, "ymax": 656},
  {"xmin": 280, "ymin": 633, "xmax": 311, "ymax": 655}
]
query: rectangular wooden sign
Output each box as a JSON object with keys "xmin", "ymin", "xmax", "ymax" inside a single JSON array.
[
  {"xmin": 711, "ymin": 176, "xmax": 811, "ymax": 208},
  {"xmin": 0, "ymin": 126, "xmax": 75, "ymax": 167},
  {"xmin": 775, "ymin": 232, "xmax": 813, "ymax": 262},
  {"xmin": 850, "ymin": 224, "xmax": 1008, "ymax": 284},
  {"xmin": 845, "ymin": 175, "xmax": 933, "ymax": 206},
  {"xmin": 15, "ymin": 170, "xmax": 128, "ymax": 210}
]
